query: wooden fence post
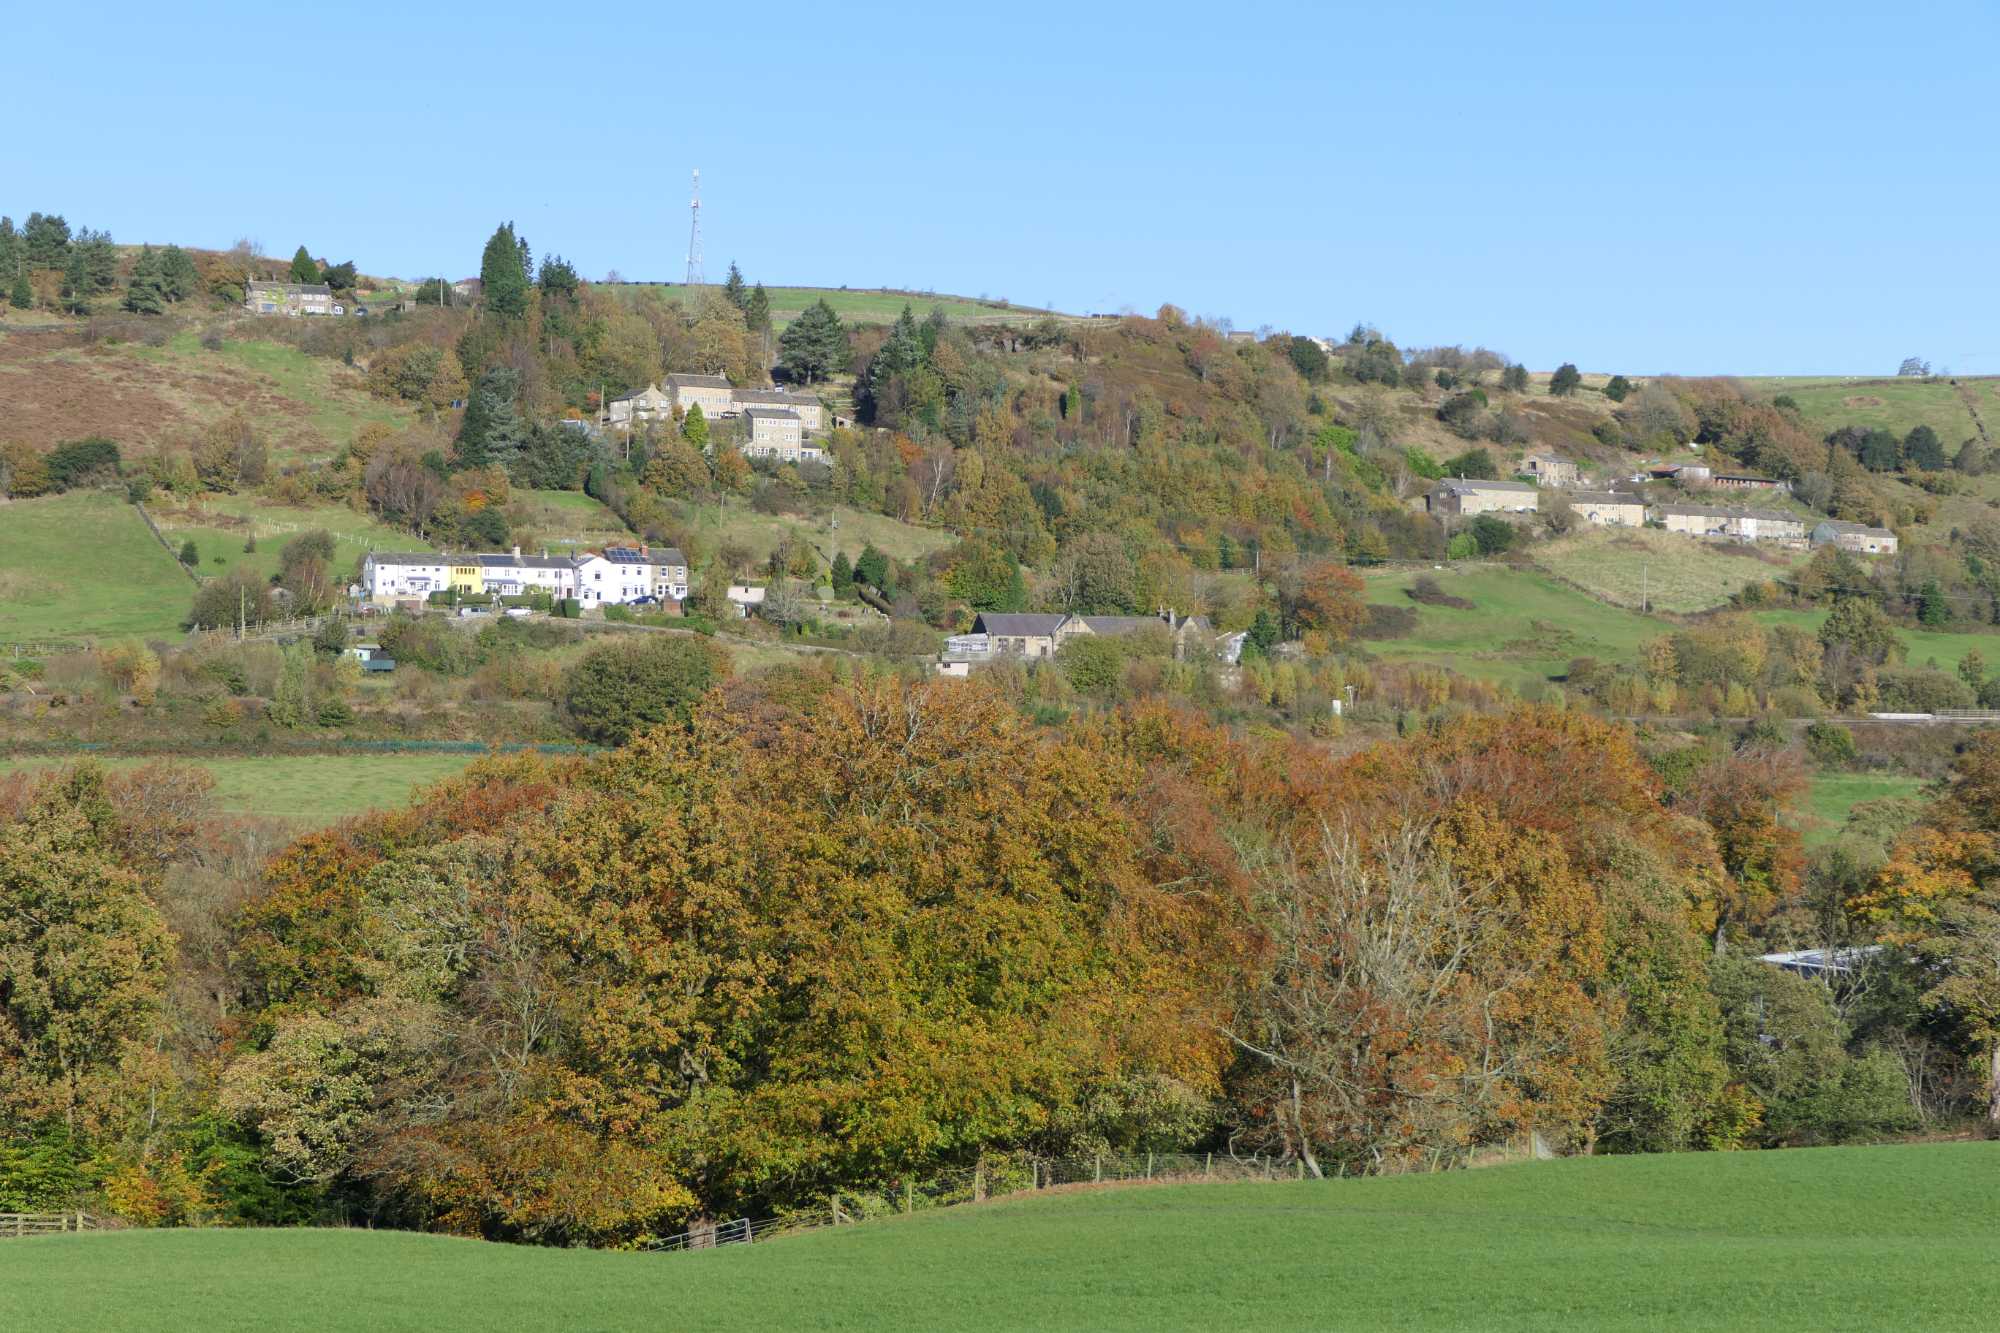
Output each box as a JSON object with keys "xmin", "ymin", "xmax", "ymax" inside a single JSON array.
[
  {"xmin": 1205, "ymin": 1152, "xmax": 1212, "ymax": 1180},
  {"xmin": 1094, "ymin": 1154, "xmax": 1102, "ymax": 1184},
  {"xmin": 1146, "ymin": 1152, "xmax": 1153, "ymax": 1180},
  {"xmin": 904, "ymin": 1179, "xmax": 913, "ymax": 1214}
]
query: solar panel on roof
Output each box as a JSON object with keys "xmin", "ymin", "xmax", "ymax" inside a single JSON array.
[{"xmin": 606, "ymin": 548, "xmax": 645, "ymax": 563}]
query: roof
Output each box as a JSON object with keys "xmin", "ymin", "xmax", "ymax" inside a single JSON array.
[
  {"xmin": 609, "ymin": 383, "xmax": 665, "ymax": 404},
  {"xmin": 1655, "ymin": 504, "xmax": 1802, "ymax": 524},
  {"xmin": 974, "ymin": 613, "xmax": 1068, "ymax": 637},
  {"xmin": 667, "ymin": 373, "xmax": 733, "ymax": 390},
  {"xmin": 1713, "ymin": 472, "xmax": 1780, "ymax": 482},
  {"xmin": 1567, "ymin": 490, "xmax": 1644, "ymax": 507},
  {"xmin": 598, "ymin": 547, "xmax": 687, "ymax": 567},
  {"xmin": 367, "ymin": 552, "xmax": 449, "ymax": 565},
  {"xmin": 1817, "ymin": 520, "xmax": 1895, "ymax": 538},
  {"xmin": 247, "ymin": 280, "xmax": 332, "ymax": 297},
  {"xmin": 744, "ymin": 407, "xmax": 800, "ymax": 421},
  {"xmin": 1435, "ymin": 477, "xmax": 1538, "ymax": 494},
  {"xmin": 1081, "ymin": 615, "xmax": 1166, "ymax": 636},
  {"xmin": 732, "ymin": 387, "xmax": 820, "ymax": 406},
  {"xmin": 478, "ymin": 553, "xmax": 578, "ymax": 571}
]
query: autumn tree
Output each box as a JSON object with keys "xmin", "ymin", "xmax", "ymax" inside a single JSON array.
[{"xmin": 561, "ymin": 635, "xmax": 729, "ymax": 743}]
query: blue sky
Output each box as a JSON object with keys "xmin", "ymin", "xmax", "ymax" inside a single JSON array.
[{"xmin": 10, "ymin": 1, "xmax": 1996, "ymax": 374}]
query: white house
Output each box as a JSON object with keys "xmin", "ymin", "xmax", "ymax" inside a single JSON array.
[
  {"xmin": 362, "ymin": 552, "xmax": 455, "ymax": 601},
  {"xmin": 604, "ymin": 383, "xmax": 675, "ymax": 431},
  {"xmin": 574, "ymin": 550, "xmax": 652, "ymax": 607},
  {"xmin": 726, "ymin": 584, "xmax": 766, "ymax": 617},
  {"xmin": 478, "ymin": 549, "xmax": 581, "ymax": 599}
]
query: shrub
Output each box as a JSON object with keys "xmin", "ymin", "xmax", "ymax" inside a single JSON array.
[
  {"xmin": 377, "ymin": 615, "xmax": 478, "ymax": 676},
  {"xmin": 1804, "ymin": 721, "xmax": 1858, "ymax": 766},
  {"xmin": 1358, "ymin": 604, "xmax": 1418, "ymax": 639},
  {"xmin": 562, "ymin": 635, "xmax": 730, "ymax": 744},
  {"xmin": 603, "ymin": 604, "xmax": 634, "ymax": 623},
  {"xmin": 1406, "ymin": 575, "xmax": 1473, "ymax": 610},
  {"xmin": 1873, "ymin": 667, "xmax": 1974, "ymax": 713}
]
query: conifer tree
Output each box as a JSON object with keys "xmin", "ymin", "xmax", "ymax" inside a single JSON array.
[
  {"xmin": 681, "ymin": 403, "xmax": 709, "ymax": 448},
  {"xmin": 830, "ymin": 550, "xmax": 853, "ymax": 595},
  {"xmin": 124, "ymin": 246, "xmax": 167, "ymax": 315},
  {"xmin": 158, "ymin": 245, "xmax": 200, "ymax": 302},
  {"xmin": 745, "ymin": 282, "xmax": 771, "ymax": 334},
  {"xmin": 289, "ymin": 245, "xmax": 320, "ymax": 284},
  {"xmin": 776, "ymin": 299, "xmax": 848, "ymax": 384},
  {"xmin": 723, "ymin": 262, "xmax": 747, "ymax": 311},
  {"xmin": 9, "ymin": 269, "xmax": 31, "ymax": 310},
  {"xmin": 480, "ymin": 221, "xmax": 530, "ymax": 319}
]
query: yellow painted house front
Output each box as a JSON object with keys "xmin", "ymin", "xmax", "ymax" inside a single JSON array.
[{"xmin": 448, "ymin": 559, "xmax": 485, "ymax": 596}]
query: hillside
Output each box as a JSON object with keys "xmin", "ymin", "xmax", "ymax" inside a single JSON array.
[
  {"xmin": 4, "ymin": 1143, "xmax": 1994, "ymax": 1332},
  {"xmin": 1744, "ymin": 373, "xmax": 1998, "ymax": 447},
  {"xmin": 604, "ymin": 283, "xmax": 1080, "ymax": 328}
]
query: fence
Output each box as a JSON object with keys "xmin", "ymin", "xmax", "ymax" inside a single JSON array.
[
  {"xmin": 642, "ymin": 1152, "xmax": 1301, "ymax": 1253},
  {"xmin": 133, "ymin": 503, "xmax": 201, "ymax": 584},
  {"xmin": 0, "ymin": 1212, "xmax": 106, "ymax": 1237},
  {"xmin": 183, "ymin": 613, "xmax": 336, "ymax": 648}
]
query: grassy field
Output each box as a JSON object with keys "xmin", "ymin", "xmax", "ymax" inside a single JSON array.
[
  {"xmin": 1532, "ymin": 526, "xmax": 1802, "ymax": 613},
  {"xmin": 134, "ymin": 333, "xmax": 417, "ymax": 458},
  {"xmin": 1745, "ymin": 375, "xmax": 1992, "ymax": 445},
  {"xmin": 508, "ymin": 488, "xmax": 634, "ymax": 550},
  {"xmin": 680, "ymin": 498, "xmax": 955, "ymax": 568},
  {"xmin": 3, "ymin": 1143, "xmax": 1995, "ymax": 1332},
  {"xmin": 1801, "ymin": 772, "xmax": 1928, "ymax": 846},
  {"xmin": 608, "ymin": 283, "xmax": 1075, "ymax": 328},
  {"xmin": 0, "ymin": 492, "xmax": 193, "ymax": 642},
  {"xmin": 0, "ymin": 753, "xmax": 481, "ymax": 825},
  {"xmin": 1750, "ymin": 607, "xmax": 2000, "ymax": 676},
  {"xmin": 147, "ymin": 496, "xmax": 433, "ymax": 583},
  {"xmin": 1362, "ymin": 565, "xmax": 1669, "ymax": 689}
]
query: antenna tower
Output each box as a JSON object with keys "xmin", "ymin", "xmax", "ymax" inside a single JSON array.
[{"xmin": 684, "ymin": 169, "xmax": 704, "ymax": 287}]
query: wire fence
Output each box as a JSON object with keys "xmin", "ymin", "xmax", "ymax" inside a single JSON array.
[{"xmin": 642, "ymin": 1151, "xmax": 1303, "ymax": 1253}]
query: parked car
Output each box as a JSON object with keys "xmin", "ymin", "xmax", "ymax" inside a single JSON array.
[
  {"xmin": 458, "ymin": 605, "xmax": 491, "ymax": 617},
  {"xmin": 504, "ymin": 607, "xmax": 533, "ymax": 619},
  {"xmin": 632, "ymin": 596, "xmax": 660, "ymax": 606}
]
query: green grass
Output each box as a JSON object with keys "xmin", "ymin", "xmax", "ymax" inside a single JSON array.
[
  {"xmin": 1751, "ymin": 607, "xmax": 2000, "ymax": 676},
  {"xmin": 682, "ymin": 499, "xmax": 955, "ymax": 568},
  {"xmin": 508, "ymin": 489, "xmax": 634, "ymax": 551},
  {"xmin": 147, "ymin": 497, "xmax": 433, "ymax": 583},
  {"xmin": 1362, "ymin": 566, "xmax": 1670, "ymax": 689},
  {"xmin": 0, "ymin": 492, "xmax": 194, "ymax": 642},
  {"xmin": 4, "ymin": 1143, "xmax": 1996, "ymax": 1331},
  {"xmin": 0, "ymin": 753, "xmax": 480, "ymax": 825},
  {"xmin": 1746, "ymin": 375, "xmax": 1989, "ymax": 446},
  {"xmin": 1532, "ymin": 527, "xmax": 1802, "ymax": 613},
  {"xmin": 610, "ymin": 283, "xmax": 1078, "ymax": 328},
  {"xmin": 1801, "ymin": 772, "xmax": 1928, "ymax": 846}
]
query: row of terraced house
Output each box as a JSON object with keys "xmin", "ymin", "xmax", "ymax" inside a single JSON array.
[
  {"xmin": 359, "ymin": 545, "xmax": 690, "ymax": 609},
  {"xmin": 604, "ymin": 375, "xmax": 829, "ymax": 465}
]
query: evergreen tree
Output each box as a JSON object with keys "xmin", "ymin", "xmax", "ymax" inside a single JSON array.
[
  {"xmin": 1905, "ymin": 424, "xmax": 1947, "ymax": 471},
  {"xmin": 775, "ymin": 299, "xmax": 848, "ymax": 384},
  {"xmin": 123, "ymin": 246, "xmax": 167, "ymax": 315},
  {"xmin": 74, "ymin": 228, "xmax": 117, "ymax": 291},
  {"xmin": 177, "ymin": 539, "xmax": 199, "ymax": 567},
  {"xmin": 1549, "ymin": 363, "xmax": 1583, "ymax": 397},
  {"xmin": 1603, "ymin": 374, "xmax": 1633, "ymax": 402},
  {"xmin": 456, "ymin": 367, "xmax": 530, "ymax": 473},
  {"xmin": 723, "ymin": 262, "xmax": 747, "ymax": 311},
  {"xmin": 480, "ymin": 221, "xmax": 530, "ymax": 319},
  {"xmin": 681, "ymin": 403, "xmax": 709, "ymax": 448},
  {"xmin": 158, "ymin": 245, "xmax": 200, "ymax": 302},
  {"xmin": 1246, "ymin": 607, "xmax": 1280, "ymax": 655},
  {"xmin": 745, "ymin": 282, "xmax": 771, "ymax": 335},
  {"xmin": 854, "ymin": 544, "xmax": 891, "ymax": 595},
  {"xmin": 21, "ymin": 212, "xmax": 70, "ymax": 267},
  {"xmin": 830, "ymin": 550, "xmax": 853, "ymax": 596},
  {"xmin": 59, "ymin": 246, "xmax": 89, "ymax": 314},
  {"xmin": 10, "ymin": 269, "xmax": 31, "ymax": 310},
  {"xmin": 1501, "ymin": 363, "xmax": 1530, "ymax": 392},
  {"xmin": 289, "ymin": 245, "xmax": 320, "ymax": 284},
  {"xmin": 0, "ymin": 217, "xmax": 16, "ymax": 285}
]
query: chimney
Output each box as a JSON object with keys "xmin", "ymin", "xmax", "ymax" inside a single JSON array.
[{"xmin": 512, "ymin": 545, "xmax": 522, "ymax": 561}]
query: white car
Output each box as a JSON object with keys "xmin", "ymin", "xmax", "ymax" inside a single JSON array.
[{"xmin": 504, "ymin": 607, "xmax": 533, "ymax": 619}]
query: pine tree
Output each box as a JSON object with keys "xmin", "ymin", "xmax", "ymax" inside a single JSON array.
[
  {"xmin": 10, "ymin": 269, "xmax": 31, "ymax": 310},
  {"xmin": 289, "ymin": 245, "xmax": 320, "ymax": 284},
  {"xmin": 158, "ymin": 245, "xmax": 200, "ymax": 302},
  {"xmin": 457, "ymin": 367, "xmax": 530, "ymax": 474},
  {"xmin": 681, "ymin": 403, "xmax": 709, "ymax": 448},
  {"xmin": 59, "ymin": 246, "xmax": 89, "ymax": 314},
  {"xmin": 0, "ymin": 217, "xmax": 16, "ymax": 287},
  {"xmin": 745, "ymin": 282, "xmax": 771, "ymax": 334},
  {"xmin": 830, "ymin": 550, "xmax": 853, "ymax": 595},
  {"xmin": 480, "ymin": 221, "xmax": 530, "ymax": 319},
  {"xmin": 776, "ymin": 299, "xmax": 848, "ymax": 384},
  {"xmin": 723, "ymin": 262, "xmax": 747, "ymax": 311},
  {"xmin": 177, "ymin": 539, "xmax": 199, "ymax": 567},
  {"xmin": 1549, "ymin": 363, "xmax": 1583, "ymax": 397},
  {"xmin": 124, "ymin": 246, "xmax": 167, "ymax": 315}
]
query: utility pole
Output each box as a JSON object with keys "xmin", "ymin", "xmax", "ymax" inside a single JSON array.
[{"xmin": 1641, "ymin": 561, "xmax": 1649, "ymax": 614}]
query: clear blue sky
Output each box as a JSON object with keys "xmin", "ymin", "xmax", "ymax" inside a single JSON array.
[{"xmin": 11, "ymin": 1, "xmax": 1997, "ymax": 374}]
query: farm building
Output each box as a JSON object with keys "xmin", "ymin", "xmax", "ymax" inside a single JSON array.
[
  {"xmin": 732, "ymin": 387, "xmax": 826, "ymax": 432},
  {"xmin": 1710, "ymin": 471, "xmax": 1787, "ymax": 492},
  {"xmin": 244, "ymin": 280, "xmax": 335, "ymax": 317},
  {"xmin": 972, "ymin": 612, "xmax": 1072, "ymax": 658},
  {"xmin": 1427, "ymin": 478, "xmax": 1539, "ymax": 517},
  {"xmin": 1811, "ymin": 521, "xmax": 1898, "ymax": 556},
  {"xmin": 1654, "ymin": 504, "xmax": 1806, "ymax": 543},
  {"xmin": 666, "ymin": 373, "xmax": 737, "ymax": 419},
  {"xmin": 1521, "ymin": 453, "xmax": 1579, "ymax": 487},
  {"xmin": 1648, "ymin": 463, "xmax": 1712, "ymax": 483},
  {"xmin": 1567, "ymin": 491, "xmax": 1646, "ymax": 527}
]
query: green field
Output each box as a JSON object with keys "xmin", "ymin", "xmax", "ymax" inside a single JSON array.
[
  {"xmin": 610, "ymin": 283, "xmax": 1077, "ymax": 328},
  {"xmin": 3, "ymin": 1143, "xmax": 1994, "ymax": 1332},
  {"xmin": 0, "ymin": 753, "xmax": 479, "ymax": 825},
  {"xmin": 682, "ymin": 498, "xmax": 955, "ymax": 568},
  {"xmin": 1362, "ymin": 566, "xmax": 1669, "ymax": 689},
  {"xmin": 509, "ymin": 488, "xmax": 634, "ymax": 550},
  {"xmin": 147, "ymin": 496, "xmax": 433, "ymax": 583},
  {"xmin": 1532, "ymin": 527, "xmax": 1802, "ymax": 613},
  {"xmin": 0, "ymin": 492, "xmax": 193, "ymax": 642},
  {"xmin": 1746, "ymin": 375, "xmax": 1991, "ymax": 446},
  {"xmin": 1751, "ymin": 607, "xmax": 2000, "ymax": 676},
  {"xmin": 1801, "ymin": 772, "xmax": 1928, "ymax": 846}
]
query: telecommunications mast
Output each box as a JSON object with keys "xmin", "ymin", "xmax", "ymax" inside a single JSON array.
[{"xmin": 684, "ymin": 169, "xmax": 704, "ymax": 287}]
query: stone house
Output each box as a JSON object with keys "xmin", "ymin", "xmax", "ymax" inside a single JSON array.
[
  {"xmin": 245, "ymin": 280, "xmax": 334, "ymax": 316},
  {"xmin": 1427, "ymin": 478, "xmax": 1540, "ymax": 517},
  {"xmin": 666, "ymin": 373, "xmax": 736, "ymax": 419},
  {"xmin": 1521, "ymin": 453, "xmax": 1579, "ymax": 487},
  {"xmin": 605, "ymin": 383, "xmax": 675, "ymax": 430},
  {"xmin": 971, "ymin": 612, "xmax": 1071, "ymax": 658},
  {"xmin": 1653, "ymin": 504, "xmax": 1805, "ymax": 543},
  {"xmin": 478, "ymin": 549, "xmax": 582, "ymax": 600},
  {"xmin": 1811, "ymin": 521, "xmax": 1899, "ymax": 556},
  {"xmin": 1566, "ymin": 490, "xmax": 1646, "ymax": 527},
  {"xmin": 743, "ymin": 408, "xmax": 805, "ymax": 459},
  {"xmin": 732, "ymin": 387, "xmax": 826, "ymax": 432}
]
